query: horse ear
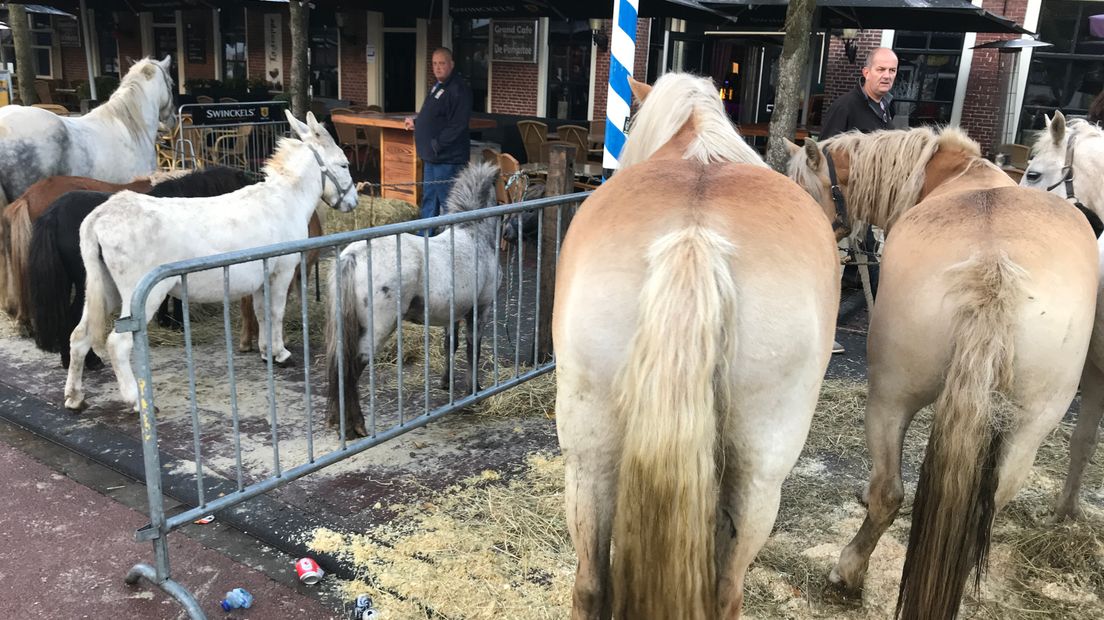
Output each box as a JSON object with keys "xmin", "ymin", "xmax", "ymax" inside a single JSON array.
[
  {"xmin": 159, "ymin": 55, "xmax": 172, "ymax": 70},
  {"xmin": 125, "ymin": 56, "xmax": 137, "ymax": 67},
  {"xmin": 284, "ymin": 109, "xmax": 311, "ymax": 140},
  {"xmin": 305, "ymin": 111, "xmax": 324, "ymax": 133},
  {"xmin": 783, "ymin": 138, "xmax": 801, "ymax": 157},
  {"xmin": 803, "ymin": 139, "xmax": 822, "ymax": 172},
  {"xmin": 1050, "ymin": 110, "xmax": 1067, "ymax": 145},
  {"xmin": 628, "ymin": 76, "xmax": 652, "ymax": 104}
]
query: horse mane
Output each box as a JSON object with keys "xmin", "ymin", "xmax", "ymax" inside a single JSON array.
[
  {"xmin": 823, "ymin": 126, "xmax": 980, "ymax": 229},
  {"xmin": 148, "ymin": 166, "xmax": 254, "ymax": 198},
  {"xmin": 263, "ymin": 137, "xmax": 310, "ymax": 180},
  {"xmin": 443, "ymin": 162, "xmax": 498, "ymax": 216},
  {"xmin": 88, "ymin": 58, "xmax": 173, "ymax": 149},
  {"xmin": 618, "ymin": 72, "xmax": 765, "ymax": 169}
]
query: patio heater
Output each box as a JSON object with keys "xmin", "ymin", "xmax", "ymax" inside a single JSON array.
[{"xmin": 970, "ymin": 38, "xmax": 1052, "ymax": 146}]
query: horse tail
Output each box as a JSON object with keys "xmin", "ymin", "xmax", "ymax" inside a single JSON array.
[
  {"xmin": 28, "ymin": 208, "xmax": 73, "ymax": 352},
  {"xmin": 77, "ymin": 215, "xmax": 118, "ymax": 354},
  {"xmin": 9, "ymin": 198, "xmax": 34, "ymax": 326},
  {"xmin": 897, "ymin": 251, "xmax": 1025, "ymax": 620},
  {"xmin": 0, "ymin": 202, "xmax": 13, "ymax": 316},
  {"xmin": 611, "ymin": 225, "xmax": 738, "ymax": 620},
  {"xmin": 325, "ymin": 248, "xmax": 363, "ymax": 428}
]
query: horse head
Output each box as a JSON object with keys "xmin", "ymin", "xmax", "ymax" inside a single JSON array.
[
  {"xmin": 786, "ymin": 137, "xmax": 852, "ymax": 240},
  {"xmin": 1021, "ymin": 111, "xmax": 1104, "ymax": 237},
  {"xmin": 284, "ymin": 109, "xmax": 358, "ymax": 212}
]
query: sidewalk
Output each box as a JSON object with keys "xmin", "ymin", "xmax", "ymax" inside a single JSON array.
[{"xmin": 0, "ymin": 436, "xmax": 345, "ymax": 619}]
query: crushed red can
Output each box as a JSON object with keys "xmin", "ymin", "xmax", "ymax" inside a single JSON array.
[{"xmin": 295, "ymin": 557, "xmax": 325, "ymax": 585}]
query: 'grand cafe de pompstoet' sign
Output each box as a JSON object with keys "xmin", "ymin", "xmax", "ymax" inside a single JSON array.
[{"xmin": 490, "ymin": 20, "xmax": 538, "ymax": 64}]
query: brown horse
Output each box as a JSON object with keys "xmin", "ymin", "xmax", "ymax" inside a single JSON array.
[
  {"xmin": 787, "ymin": 127, "xmax": 1099, "ymax": 619},
  {"xmin": 1, "ymin": 175, "xmax": 155, "ymax": 331},
  {"xmin": 553, "ymin": 73, "xmax": 840, "ymax": 619}
]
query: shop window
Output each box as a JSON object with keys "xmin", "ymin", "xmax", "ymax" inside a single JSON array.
[
  {"xmin": 546, "ymin": 20, "xmax": 592, "ymax": 120},
  {"xmin": 309, "ymin": 13, "xmax": 338, "ymax": 99},
  {"xmin": 221, "ymin": 8, "xmax": 246, "ymax": 80},
  {"xmin": 1020, "ymin": 0, "xmax": 1104, "ymax": 136},
  {"xmin": 95, "ymin": 11, "xmax": 119, "ymax": 77},
  {"xmin": 452, "ymin": 18, "xmax": 489, "ymax": 112},
  {"xmin": 891, "ymin": 31, "xmax": 964, "ymax": 127},
  {"xmin": 0, "ymin": 9, "xmax": 55, "ymax": 78}
]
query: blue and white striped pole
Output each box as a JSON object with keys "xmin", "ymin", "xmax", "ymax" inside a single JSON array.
[{"xmin": 603, "ymin": 0, "xmax": 639, "ymax": 171}]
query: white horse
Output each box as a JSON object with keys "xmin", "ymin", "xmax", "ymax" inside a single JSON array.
[
  {"xmin": 0, "ymin": 56, "xmax": 175, "ymax": 208},
  {"xmin": 326, "ymin": 161, "xmax": 501, "ymax": 438},
  {"xmin": 0, "ymin": 56, "xmax": 175, "ymax": 317},
  {"xmin": 1022, "ymin": 111, "xmax": 1104, "ymax": 520},
  {"xmin": 64, "ymin": 110, "xmax": 358, "ymax": 412}
]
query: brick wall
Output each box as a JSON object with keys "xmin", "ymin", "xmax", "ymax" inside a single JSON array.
[
  {"xmin": 59, "ymin": 41, "xmax": 88, "ymax": 83},
  {"xmin": 823, "ymin": 29, "xmax": 883, "ymax": 108},
  {"xmin": 338, "ymin": 12, "xmax": 367, "ymax": 105},
  {"xmin": 591, "ymin": 18, "xmax": 650, "ymax": 121},
  {"xmin": 490, "ymin": 61, "xmax": 539, "ymax": 115},
  {"xmin": 426, "ymin": 19, "xmax": 443, "ymax": 89},
  {"xmin": 959, "ymin": 0, "xmax": 1030, "ymax": 154},
  {"xmin": 116, "ymin": 13, "xmax": 143, "ymax": 72}
]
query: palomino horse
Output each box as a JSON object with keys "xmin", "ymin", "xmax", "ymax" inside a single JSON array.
[
  {"xmin": 0, "ymin": 55, "xmax": 174, "ymax": 328},
  {"xmin": 326, "ymin": 162, "xmax": 501, "ymax": 439},
  {"xmin": 1021, "ymin": 111, "xmax": 1104, "ymax": 521},
  {"xmin": 553, "ymin": 73, "xmax": 840, "ymax": 619},
  {"xmin": 1, "ymin": 175, "xmax": 157, "ymax": 332},
  {"xmin": 787, "ymin": 127, "xmax": 1099, "ymax": 618},
  {"xmin": 64, "ymin": 110, "xmax": 357, "ymax": 413}
]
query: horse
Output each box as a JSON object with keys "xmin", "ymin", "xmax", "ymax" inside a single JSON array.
[
  {"xmin": 1, "ymin": 175, "xmax": 157, "ymax": 332},
  {"xmin": 63, "ymin": 110, "xmax": 357, "ymax": 413},
  {"xmin": 28, "ymin": 167, "xmax": 255, "ymax": 368},
  {"xmin": 786, "ymin": 126, "xmax": 1099, "ymax": 619},
  {"xmin": 552, "ymin": 73, "xmax": 839, "ymax": 619},
  {"xmin": 0, "ymin": 56, "xmax": 174, "ymax": 209},
  {"xmin": 326, "ymin": 161, "xmax": 501, "ymax": 439},
  {"xmin": 1020, "ymin": 111, "xmax": 1104, "ymax": 521}
]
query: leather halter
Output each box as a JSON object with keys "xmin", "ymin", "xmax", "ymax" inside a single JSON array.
[
  {"xmin": 1046, "ymin": 132, "xmax": 1104, "ymax": 238},
  {"xmin": 308, "ymin": 145, "xmax": 355, "ymax": 209},
  {"xmin": 823, "ymin": 146, "xmax": 852, "ymax": 237}
]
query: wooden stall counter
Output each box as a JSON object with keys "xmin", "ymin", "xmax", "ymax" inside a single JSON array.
[{"xmin": 332, "ymin": 112, "xmax": 497, "ymax": 205}]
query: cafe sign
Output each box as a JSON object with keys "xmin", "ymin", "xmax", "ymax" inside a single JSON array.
[{"xmin": 491, "ymin": 20, "xmax": 538, "ymax": 63}]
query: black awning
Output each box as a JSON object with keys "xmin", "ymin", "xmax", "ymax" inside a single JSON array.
[{"xmin": 701, "ymin": 0, "xmax": 1029, "ymax": 34}]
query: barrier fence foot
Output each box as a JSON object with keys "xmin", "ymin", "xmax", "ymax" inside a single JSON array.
[{"xmin": 126, "ymin": 563, "xmax": 207, "ymax": 620}]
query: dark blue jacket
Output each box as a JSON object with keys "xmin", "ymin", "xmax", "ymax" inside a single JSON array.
[
  {"xmin": 819, "ymin": 83, "xmax": 895, "ymax": 139},
  {"xmin": 414, "ymin": 72, "xmax": 473, "ymax": 164}
]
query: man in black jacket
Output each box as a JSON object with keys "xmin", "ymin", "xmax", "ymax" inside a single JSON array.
[
  {"xmin": 819, "ymin": 47, "xmax": 897, "ymax": 353},
  {"xmin": 820, "ymin": 47, "xmax": 898, "ymax": 139},
  {"xmin": 405, "ymin": 48, "xmax": 472, "ymax": 235}
]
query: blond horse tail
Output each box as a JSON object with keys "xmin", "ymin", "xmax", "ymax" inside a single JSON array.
[
  {"xmin": 897, "ymin": 251, "xmax": 1025, "ymax": 620},
  {"xmin": 325, "ymin": 249, "xmax": 365, "ymax": 434},
  {"xmin": 9, "ymin": 200, "xmax": 34, "ymax": 325},
  {"xmin": 0, "ymin": 202, "xmax": 12, "ymax": 315},
  {"xmin": 77, "ymin": 216, "xmax": 118, "ymax": 354},
  {"xmin": 612, "ymin": 225, "xmax": 738, "ymax": 620}
]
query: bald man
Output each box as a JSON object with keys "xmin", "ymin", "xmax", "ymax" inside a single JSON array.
[{"xmin": 820, "ymin": 47, "xmax": 898, "ymax": 139}]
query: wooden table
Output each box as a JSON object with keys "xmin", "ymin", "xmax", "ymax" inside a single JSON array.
[{"xmin": 331, "ymin": 112, "xmax": 497, "ymax": 204}]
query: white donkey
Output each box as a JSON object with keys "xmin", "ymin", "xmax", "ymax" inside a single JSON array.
[{"xmin": 64, "ymin": 110, "xmax": 358, "ymax": 412}]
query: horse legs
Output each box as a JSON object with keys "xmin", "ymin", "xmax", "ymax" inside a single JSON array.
[
  {"xmin": 439, "ymin": 320, "xmax": 462, "ymax": 390},
  {"xmin": 108, "ymin": 282, "xmax": 177, "ymax": 412},
  {"xmin": 239, "ymin": 295, "xmax": 258, "ymax": 352},
  {"xmin": 1055, "ymin": 360, "xmax": 1104, "ymax": 520},
  {"xmin": 62, "ymin": 284, "xmax": 103, "ymax": 371},
  {"xmin": 63, "ymin": 305, "xmax": 94, "ymax": 411},
  {"xmin": 254, "ymin": 269, "xmax": 296, "ymax": 366},
  {"xmin": 558, "ymin": 370, "xmax": 617, "ymax": 620},
  {"xmin": 830, "ymin": 381, "xmax": 931, "ymax": 592},
  {"xmin": 461, "ymin": 307, "xmax": 487, "ymax": 394}
]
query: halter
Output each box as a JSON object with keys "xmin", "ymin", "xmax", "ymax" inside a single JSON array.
[
  {"xmin": 823, "ymin": 146, "xmax": 852, "ymax": 237},
  {"xmin": 1045, "ymin": 132, "xmax": 1104, "ymax": 238},
  {"xmin": 308, "ymin": 145, "xmax": 355, "ymax": 208}
]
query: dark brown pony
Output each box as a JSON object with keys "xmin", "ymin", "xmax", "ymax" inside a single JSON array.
[{"xmin": 1, "ymin": 175, "xmax": 155, "ymax": 332}]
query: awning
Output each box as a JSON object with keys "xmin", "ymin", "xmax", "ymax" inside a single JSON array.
[
  {"xmin": 0, "ymin": 3, "xmax": 76, "ymax": 17},
  {"xmin": 700, "ymin": 0, "xmax": 1030, "ymax": 34}
]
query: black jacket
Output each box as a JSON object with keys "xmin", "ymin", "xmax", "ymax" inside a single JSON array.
[
  {"xmin": 414, "ymin": 72, "xmax": 473, "ymax": 164},
  {"xmin": 819, "ymin": 84, "xmax": 894, "ymax": 139}
]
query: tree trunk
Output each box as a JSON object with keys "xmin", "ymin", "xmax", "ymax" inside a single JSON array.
[
  {"xmin": 288, "ymin": 0, "xmax": 309, "ymax": 119},
  {"xmin": 9, "ymin": 4, "xmax": 37, "ymax": 105},
  {"xmin": 765, "ymin": 0, "xmax": 817, "ymax": 172}
]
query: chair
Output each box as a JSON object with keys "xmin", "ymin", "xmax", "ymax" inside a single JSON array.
[
  {"xmin": 219, "ymin": 97, "xmax": 239, "ymax": 104},
  {"xmin": 496, "ymin": 152, "xmax": 527, "ymax": 204},
  {"xmin": 517, "ymin": 120, "xmax": 548, "ymax": 164},
  {"xmin": 33, "ymin": 80, "xmax": 53, "ymax": 105},
  {"xmin": 31, "ymin": 103, "xmax": 71, "ymax": 116},
  {"xmin": 331, "ymin": 107, "xmax": 366, "ymax": 171},
  {"xmin": 482, "ymin": 147, "xmax": 499, "ymax": 164},
  {"xmin": 588, "ymin": 119, "xmax": 606, "ymax": 161},
  {"xmin": 210, "ymin": 123, "xmax": 254, "ymax": 168},
  {"xmin": 996, "ymin": 143, "xmax": 1030, "ymax": 169},
  {"xmin": 366, "ymin": 104, "xmax": 383, "ymax": 113},
  {"xmin": 556, "ymin": 125, "xmax": 589, "ymax": 160},
  {"xmin": 196, "ymin": 95, "xmax": 214, "ymax": 104}
]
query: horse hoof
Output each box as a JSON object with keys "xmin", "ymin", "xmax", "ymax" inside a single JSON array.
[
  {"xmin": 274, "ymin": 355, "xmax": 295, "ymax": 369},
  {"xmin": 1051, "ymin": 504, "xmax": 1082, "ymax": 523},
  {"xmin": 64, "ymin": 397, "xmax": 87, "ymax": 412},
  {"xmin": 827, "ymin": 567, "xmax": 863, "ymax": 598}
]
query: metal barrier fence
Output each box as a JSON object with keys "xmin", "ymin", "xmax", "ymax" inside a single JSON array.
[
  {"xmin": 119, "ymin": 192, "xmax": 587, "ymax": 619},
  {"xmin": 161, "ymin": 102, "xmax": 291, "ymax": 175}
]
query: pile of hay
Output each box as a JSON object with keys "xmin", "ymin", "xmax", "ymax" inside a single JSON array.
[
  {"xmin": 307, "ymin": 378, "xmax": 1104, "ymax": 619},
  {"xmin": 326, "ymin": 196, "xmax": 420, "ymax": 234}
]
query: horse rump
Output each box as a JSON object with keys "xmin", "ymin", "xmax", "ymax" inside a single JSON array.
[{"xmin": 325, "ymin": 247, "xmax": 367, "ymax": 438}]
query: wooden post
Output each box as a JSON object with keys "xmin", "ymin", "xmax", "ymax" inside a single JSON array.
[{"xmin": 536, "ymin": 143, "xmax": 575, "ymax": 362}]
